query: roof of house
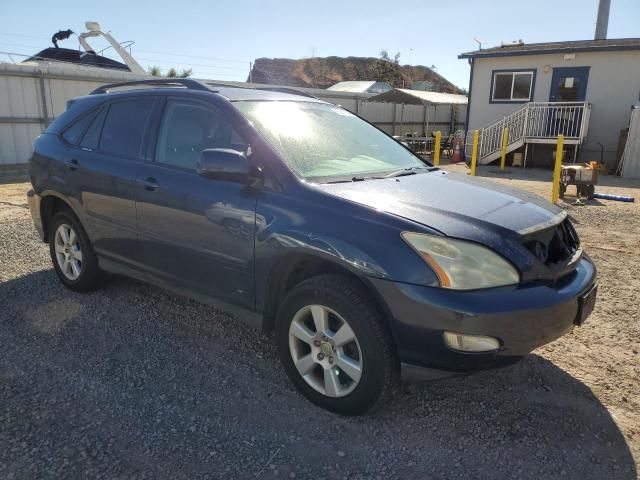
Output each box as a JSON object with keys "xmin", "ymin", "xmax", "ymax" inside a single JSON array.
[
  {"xmin": 327, "ymin": 80, "xmax": 392, "ymax": 93},
  {"xmin": 367, "ymin": 88, "xmax": 468, "ymax": 105},
  {"xmin": 459, "ymin": 38, "xmax": 640, "ymax": 59}
]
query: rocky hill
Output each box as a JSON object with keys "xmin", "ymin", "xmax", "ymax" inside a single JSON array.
[{"xmin": 248, "ymin": 56, "xmax": 462, "ymax": 93}]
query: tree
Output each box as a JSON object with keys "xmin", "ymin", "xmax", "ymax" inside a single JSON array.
[
  {"xmin": 371, "ymin": 50, "xmax": 404, "ymax": 87},
  {"xmin": 147, "ymin": 66, "xmax": 193, "ymax": 78}
]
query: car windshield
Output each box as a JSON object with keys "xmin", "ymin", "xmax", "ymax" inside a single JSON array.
[{"xmin": 234, "ymin": 101, "xmax": 427, "ymax": 182}]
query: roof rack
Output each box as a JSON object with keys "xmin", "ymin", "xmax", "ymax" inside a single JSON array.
[
  {"xmin": 255, "ymin": 87, "xmax": 319, "ymax": 99},
  {"xmin": 204, "ymin": 81, "xmax": 319, "ymax": 100},
  {"xmin": 90, "ymin": 78, "xmax": 213, "ymax": 95}
]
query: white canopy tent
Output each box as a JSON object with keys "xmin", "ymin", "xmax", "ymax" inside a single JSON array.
[
  {"xmin": 367, "ymin": 88, "xmax": 467, "ymax": 138},
  {"xmin": 367, "ymin": 88, "xmax": 468, "ymax": 106}
]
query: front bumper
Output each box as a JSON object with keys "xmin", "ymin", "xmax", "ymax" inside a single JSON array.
[
  {"xmin": 27, "ymin": 189, "xmax": 45, "ymax": 241},
  {"xmin": 370, "ymin": 256, "xmax": 597, "ymax": 378}
]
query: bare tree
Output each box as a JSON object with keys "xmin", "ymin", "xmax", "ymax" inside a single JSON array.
[{"xmin": 371, "ymin": 50, "xmax": 403, "ymax": 87}]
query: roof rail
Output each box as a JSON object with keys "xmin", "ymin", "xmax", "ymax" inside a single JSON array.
[
  {"xmin": 204, "ymin": 81, "xmax": 319, "ymax": 100},
  {"xmin": 90, "ymin": 78, "xmax": 213, "ymax": 95},
  {"xmin": 256, "ymin": 87, "xmax": 319, "ymax": 99}
]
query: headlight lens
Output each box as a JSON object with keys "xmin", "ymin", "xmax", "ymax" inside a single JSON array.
[{"xmin": 401, "ymin": 232, "xmax": 520, "ymax": 290}]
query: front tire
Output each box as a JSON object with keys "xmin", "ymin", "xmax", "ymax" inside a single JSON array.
[
  {"xmin": 276, "ymin": 274, "xmax": 398, "ymax": 415},
  {"xmin": 48, "ymin": 211, "xmax": 101, "ymax": 292}
]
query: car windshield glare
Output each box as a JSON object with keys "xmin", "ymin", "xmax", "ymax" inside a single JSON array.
[{"xmin": 234, "ymin": 101, "xmax": 426, "ymax": 182}]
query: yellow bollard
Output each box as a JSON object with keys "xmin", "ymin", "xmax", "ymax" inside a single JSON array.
[
  {"xmin": 500, "ymin": 127, "xmax": 509, "ymax": 172},
  {"xmin": 470, "ymin": 130, "xmax": 479, "ymax": 176},
  {"xmin": 551, "ymin": 135, "xmax": 565, "ymax": 204},
  {"xmin": 433, "ymin": 131, "xmax": 442, "ymax": 166}
]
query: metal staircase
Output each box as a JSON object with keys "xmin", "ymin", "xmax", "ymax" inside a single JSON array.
[{"xmin": 468, "ymin": 102, "xmax": 591, "ymax": 165}]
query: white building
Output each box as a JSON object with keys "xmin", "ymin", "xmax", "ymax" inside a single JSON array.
[{"xmin": 459, "ymin": 38, "xmax": 640, "ymax": 169}]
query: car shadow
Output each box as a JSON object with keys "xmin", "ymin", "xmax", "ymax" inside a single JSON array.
[{"xmin": 1, "ymin": 270, "xmax": 636, "ymax": 480}]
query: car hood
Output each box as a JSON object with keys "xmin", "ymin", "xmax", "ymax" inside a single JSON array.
[{"xmin": 315, "ymin": 170, "xmax": 566, "ymax": 237}]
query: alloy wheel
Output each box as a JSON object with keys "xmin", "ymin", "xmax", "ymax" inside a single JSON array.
[
  {"xmin": 288, "ymin": 304, "xmax": 363, "ymax": 398},
  {"xmin": 54, "ymin": 223, "xmax": 83, "ymax": 280}
]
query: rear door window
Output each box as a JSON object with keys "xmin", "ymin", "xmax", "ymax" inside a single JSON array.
[
  {"xmin": 99, "ymin": 98, "xmax": 155, "ymax": 159},
  {"xmin": 80, "ymin": 107, "xmax": 107, "ymax": 150}
]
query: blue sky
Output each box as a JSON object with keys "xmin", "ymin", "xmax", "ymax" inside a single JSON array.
[{"xmin": 1, "ymin": 0, "xmax": 639, "ymax": 89}]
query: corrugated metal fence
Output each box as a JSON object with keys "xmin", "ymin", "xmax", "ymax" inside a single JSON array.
[
  {"xmin": 620, "ymin": 107, "xmax": 640, "ymax": 179},
  {"xmin": 0, "ymin": 63, "xmax": 465, "ymax": 174}
]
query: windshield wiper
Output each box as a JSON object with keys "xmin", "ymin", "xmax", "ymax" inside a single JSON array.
[
  {"xmin": 324, "ymin": 167, "xmax": 436, "ymax": 184},
  {"xmin": 325, "ymin": 175, "xmax": 383, "ymax": 184},
  {"xmin": 384, "ymin": 166, "xmax": 434, "ymax": 178}
]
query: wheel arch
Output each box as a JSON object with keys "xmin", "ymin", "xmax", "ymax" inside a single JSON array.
[
  {"xmin": 39, "ymin": 193, "xmax": 79, "ymax": 243},
  {"xmin": 260, "ymin": 252, "xmax": 397, "ymax": 342}
]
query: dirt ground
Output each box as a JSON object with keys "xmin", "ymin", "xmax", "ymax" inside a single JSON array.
[
  {"xmin": 449, "ymin": 163, "xmax": 640, "ymax": 446},
  {"xmin": 0, "ymin": 167, "xmax": 638, "ymax": 479}
]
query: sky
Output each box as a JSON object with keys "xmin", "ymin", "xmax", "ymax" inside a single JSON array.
[{"xmin": 1, "ymin": 0, "xmax": 639, "ymax": 90}]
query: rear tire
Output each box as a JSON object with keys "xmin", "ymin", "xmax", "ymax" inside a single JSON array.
[
  {"xmin": 48, "ymin": 211, "xmax": 101, "ymax": 292},
  {"xmin": 276, "ymin": 274, "xmax": 398, "ymax": 415}
]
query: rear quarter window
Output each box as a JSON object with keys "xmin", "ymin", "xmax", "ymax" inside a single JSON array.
[
  {"xmin": 80, "ymin": 107, "xmax": 108, "ymax": 150},
  {"xmin": 61, "ymin": 110, "xmax": 97, "ymax": 145},
  {"xmin": 99, "ymin": 98, "xmax": 154, "ymax": 159}
]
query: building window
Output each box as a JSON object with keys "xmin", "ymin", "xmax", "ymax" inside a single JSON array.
[{"xmin": 491, "ymin": 71, "xmax": 534, "ymax": 102}]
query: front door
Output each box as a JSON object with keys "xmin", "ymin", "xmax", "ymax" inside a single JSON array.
[
  {"xmin": 549, "ymin": 67, "xmax": 590, "ymax": 102},
  {"xmin": 136, "ymin": 97, "xmax": 257, "ymax": 310},
  {"xmin": 548, "ymin": 67, "xmax": 590, "ymax": 137}
]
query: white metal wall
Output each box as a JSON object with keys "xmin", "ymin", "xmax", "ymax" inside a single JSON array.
[
  {"xmin": 621, "ymin": 108, "xmax": 640, "ymax": 179},
  {"xmin": 0, "ymin": 62, "xmax": 466, "ymax": 172},
  {"xmin": 0, "ymin": 62, "xmax": 148, "ymax": 172}
]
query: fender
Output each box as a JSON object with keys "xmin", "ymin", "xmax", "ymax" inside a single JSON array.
[{"xmin": 34, "ymin": 190, "xmax": 85, "ymax": 243}]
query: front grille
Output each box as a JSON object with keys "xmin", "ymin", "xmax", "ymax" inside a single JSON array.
[{"xmin": 523, "ymin": 218, "xmax": 580, "ymax": 267}]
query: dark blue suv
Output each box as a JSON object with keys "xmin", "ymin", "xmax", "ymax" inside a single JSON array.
[{"xmin": 28, "ymin": 79, "xmax": 597, "ymax": 415}]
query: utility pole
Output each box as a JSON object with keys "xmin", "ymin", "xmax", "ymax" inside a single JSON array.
[{"xmin": 249, "ymin": 61, "xmax": 253, "ymax": 83}]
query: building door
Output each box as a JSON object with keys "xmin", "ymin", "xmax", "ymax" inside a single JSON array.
[
  {"xmin": 548, "ymin": 67, "xmax": 590, "ymax": 137},
  {"xmin": 549, "ymin": 67, "xmax": 590, "ymax": 102}
]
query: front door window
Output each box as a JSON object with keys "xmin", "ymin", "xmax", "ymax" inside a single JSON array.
[
  {"xmin": 549, "ymin": 67, "xmax": 589, "ymax": 102},
  {"xmin": 554, "ymin": 76, "xmax": 582, "ymax": 102}
]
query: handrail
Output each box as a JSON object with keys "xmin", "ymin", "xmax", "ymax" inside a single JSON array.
[{"xmin": 472, "ymin": 101, "xmax": 590, "ymax": 161}]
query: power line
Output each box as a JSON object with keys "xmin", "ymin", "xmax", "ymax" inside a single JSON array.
[
  {"xmin": 134, "ymin": 48, "xmax": 247, "ymax": 64},
  {"xmin": 0, "ymin": 31, "xmax": 249, "ymax": 64},
  {"xmin": 0, "ymin": 31, "xmax": 50, "ymax": 40},
  {"xmin": 136, "ymin": 57, "xmax": 248, "ymax": 71},
  {"xmin": 0, "ymin": 50, "xmax": 247, "ymax": 80}
]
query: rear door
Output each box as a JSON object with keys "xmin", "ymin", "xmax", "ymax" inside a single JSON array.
[
  {"xmin": 64, "ymin": 97, "xmax": 156, "ymax": 267},
  {"xmin": 136, "ymin": 97, "xmax": 257, "ymax": 310}
]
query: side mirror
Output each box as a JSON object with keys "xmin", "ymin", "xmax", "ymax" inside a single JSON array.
[{"xmin": 197, "ymin": 148, "xmax": 250, "ymax": 182}]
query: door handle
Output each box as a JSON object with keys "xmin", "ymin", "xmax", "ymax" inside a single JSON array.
[
  {"xmin": 66, "ymin": 159, "xmax": 79, "ymax": 171},
  {"xmin": 137, "ymin": 177, "xmax": 160, "ymax": 191}
]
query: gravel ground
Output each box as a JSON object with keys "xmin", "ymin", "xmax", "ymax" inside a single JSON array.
[{"xmin": 0, "ymin": 170, "xmax": 638, "ymax": 480}]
